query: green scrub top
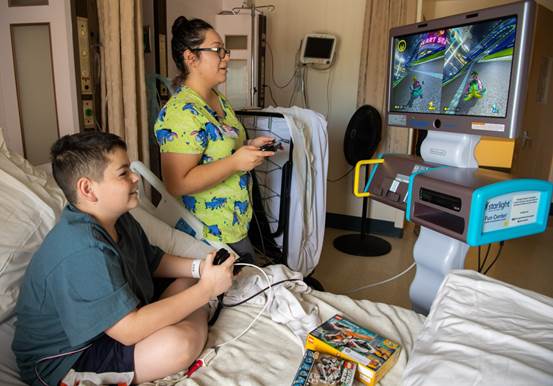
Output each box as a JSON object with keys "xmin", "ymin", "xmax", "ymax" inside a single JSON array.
[{"xmin": 154, "ymin": 86, "xmax": 252, "ymax": 243}]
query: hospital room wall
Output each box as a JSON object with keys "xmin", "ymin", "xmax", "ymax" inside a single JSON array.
[
  {"xmin": 0, "ymin": 72, "xmax": 6, "ymax": 134},
  {"xmin": 165, "ymin": 0, "xmax": 404, "ymax": 230},
  {"xmin": 0, "ymin": 1, "xmax": 80, "ymax": 164},
  {"xmin": 255, "ymin": 0, "xmax": 403, "ymax": 229},
  {"xmin": 166, "ymin": 0, "xmax": 223, "ymax": 80}
]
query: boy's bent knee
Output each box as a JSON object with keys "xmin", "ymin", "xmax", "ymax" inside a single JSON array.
[
  {"xmin": 134, "ymin": 323, "xmax": 208, "ymax": 383},
  {"xmin": 168, "ymin": 324, "xmax": 207, "ymax": 366}
]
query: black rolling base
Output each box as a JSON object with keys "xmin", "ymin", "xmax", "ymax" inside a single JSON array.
[{"xmin": 333, "ymin": 234, "xmax": 391, "ymax": 257}]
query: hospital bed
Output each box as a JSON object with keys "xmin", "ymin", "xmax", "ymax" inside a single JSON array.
[{"xmin": 1, "ymin": 129, "xmax": 553, "ymax": 386}]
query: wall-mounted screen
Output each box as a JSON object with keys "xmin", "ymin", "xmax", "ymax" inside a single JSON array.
[
  {"xmin": 300, "ymin": 33, "xmax": 337, "ymax": 65},
  {"xmin": 391, "ymin": 16, "xmax": 516, "ymax": 118},
  {"xmin": 386, "ymin": 1, "xmax": 535, "ymax": 138}
]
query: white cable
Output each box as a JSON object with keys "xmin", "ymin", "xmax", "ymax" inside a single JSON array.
[
  {"xmin": 35, "ymin": 344, "xmax": 92, "ymax": 386},
  {"xmin": 214, "ymin": 263, "xmax": 273, "ymax": 349},
  {"xmin": 342, "ymin": 262, "xmax": 416, "ymax": 294}
]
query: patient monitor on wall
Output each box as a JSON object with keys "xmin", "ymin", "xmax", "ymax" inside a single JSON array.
[{"xmin": 300, "ymin": 33, "xmax": 337, "ymax": 65}]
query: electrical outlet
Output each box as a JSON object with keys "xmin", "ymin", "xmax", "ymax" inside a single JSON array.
[
  {"xmin": 82, "ymin": 100, "xmax": 95, "ymax": 128},
  {"xmin": 77, "ymin": 17, "xmax": 92, "ymax": 95}
]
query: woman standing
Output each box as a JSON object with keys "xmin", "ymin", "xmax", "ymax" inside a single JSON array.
[{"xmin": 154, "ymin": 17, "xmax": 274, "ymax": 264}]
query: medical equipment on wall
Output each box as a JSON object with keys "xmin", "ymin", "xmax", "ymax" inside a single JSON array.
[
  {"xmin": 215, "ymin": 1, "xmax": 274, "ymax": 109},
  {"xmin": 300, "ymin": 33, "xmax": 337, "ymax": 65},
  {"xmin": 276, "ymin": 32, "xmax": 337, "ymax": 114},
  {"xmin": 374, "ymin": 0, "xmax": 553, "ymax": 314}
]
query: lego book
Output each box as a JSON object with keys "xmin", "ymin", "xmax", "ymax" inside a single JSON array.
[
  {"xmin": 291, "ymin": 349, "xmax": 357, "ymax": 386},
  {"xmin": 304, "ymin": 315, "xmax": 401, "ymax": 386}
]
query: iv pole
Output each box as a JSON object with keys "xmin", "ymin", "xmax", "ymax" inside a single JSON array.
[{"xmin": 232, "ymin": 0, "xmax": 275, "ymax": 107}]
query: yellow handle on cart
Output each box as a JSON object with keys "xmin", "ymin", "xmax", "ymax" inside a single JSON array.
[{"xmin": 353, "ymin": 159, "xmax": 384, "ymax": 198}]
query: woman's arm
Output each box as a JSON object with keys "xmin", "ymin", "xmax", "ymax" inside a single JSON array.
[{"xmin": 161, "ymin": 146, "xmax": 273, "ymax": 196}]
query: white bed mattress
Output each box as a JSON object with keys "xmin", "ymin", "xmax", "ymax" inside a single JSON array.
[
  {"xmin": 0, "ymin": 136, "xmax": 426, "ymax": 386},
  {"xmin": 178, "ymin": 290, "xmax": 424, "ymax": 386},
  {"xmin": 403, "ymin": 270, "xmax": 553, "ymax": 386},
  {"xmin": 0, "ymin": 289, "xmax": 425, "ymax": 386},
  {"xmin": 0, "ymin": 318, "xmax": 24, "ymax": 386}
]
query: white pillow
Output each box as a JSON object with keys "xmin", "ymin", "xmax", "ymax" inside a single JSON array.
[
  {"xmin": 130, "ymin": 206, "xmax": 213, "ymax": 259},
  {"xmin": 0, "ymin": 128, "xmax": 210, "ymax": 323},
  {"xmin": 0, "ymin": 129, "xmax": 66, "ymax": 323},
  {"xmin": 402, "ymin": 270, "xmax": 553, "ymax": 386}
]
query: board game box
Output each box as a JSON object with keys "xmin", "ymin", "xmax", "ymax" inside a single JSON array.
[
  {"xmin": 304, "ymin": 315, "xmax": 401, "ymax": 386},
  {"xmin": 291, "ymin": 349, "xmax": 357, "ymax": 386}
]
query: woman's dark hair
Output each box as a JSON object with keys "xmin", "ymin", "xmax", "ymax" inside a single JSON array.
[{"xmin": 171, "ymin": 17, "xmax": 213, "ymax": 86}]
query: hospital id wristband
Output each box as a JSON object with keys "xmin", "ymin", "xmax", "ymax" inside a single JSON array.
[{"xmin": 191, "ymin": 259, "xmax": 202, "ymax": 279}]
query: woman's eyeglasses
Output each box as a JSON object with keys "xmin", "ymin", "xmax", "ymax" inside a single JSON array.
[{"xmin": 190, "ymin": 47, "xmax": 231, "ymax": 59}]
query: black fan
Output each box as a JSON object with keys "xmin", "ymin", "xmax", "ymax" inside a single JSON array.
[
  {"xmin": 344, "ymin": 105, "xmax": 382, "ymax": 166},
  {"xmin": 333, "ymin": 105, "xmax": 391, "ymax": 256}
]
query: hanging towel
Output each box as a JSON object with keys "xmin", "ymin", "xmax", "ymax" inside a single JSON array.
[{"xmin": 263, "ymin": 107, "xmax": 329, "ymax": 275}]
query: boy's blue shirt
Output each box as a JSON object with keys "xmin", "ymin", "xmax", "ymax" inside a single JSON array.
[{"xmin": 12, "ymin": 204, "xmax": 164, "ymax": 386}]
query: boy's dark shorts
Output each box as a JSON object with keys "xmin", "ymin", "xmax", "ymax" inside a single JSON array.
[
  {"xmin": 59, "ymin": 278, "xmax": 176, "ymax": 385},
  {"xmin": 73, "ymin": 333, "xmax": 134, "ymax": 373},
  {"xmin": 60, "ymin": 333, "xmax": 135, "ymax": 385}
]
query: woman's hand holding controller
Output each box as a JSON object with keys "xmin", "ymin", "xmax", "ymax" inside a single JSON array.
[
  {"xmin": 247, "ymin": 136, "xmax": 274, "ymax": 149},
  {"xmin": 231, "ymin": 145, "xmax": 273, "ymax": 172}
]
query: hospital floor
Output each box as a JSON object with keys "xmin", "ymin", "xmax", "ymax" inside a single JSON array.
[{"xmin": 312, "ymin": 221, "xmax": 553, "ymax": 310}]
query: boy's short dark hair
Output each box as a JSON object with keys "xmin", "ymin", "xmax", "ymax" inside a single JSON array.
[{"xmin": 51, "ymin": 131, "xmax": 127, "ymax": 204}]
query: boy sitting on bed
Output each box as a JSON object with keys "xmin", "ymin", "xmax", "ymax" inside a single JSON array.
[{"xmin": 12, "ymin": 131, "xmax": 235, "ymax": 386}]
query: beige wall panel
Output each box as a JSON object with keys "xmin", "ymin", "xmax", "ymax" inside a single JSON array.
[
  {"xmin": 0, "ymin": 0, "xmax": 79, "ymax": 158},
  {"xmin": 12, "ymin": 24, "xmax": 59, "ymax": 165}
]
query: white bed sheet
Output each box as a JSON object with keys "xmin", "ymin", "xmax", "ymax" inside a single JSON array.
[
  {"xmin": 0, "ymin": 288, "xmax": 425, "ymax": 386},
  {"xmin": 0, "ymin": 317, "xmax": 25, "ymax": 386},
  {"xmin": 0, "ymin": 168, "xmax": 425, "ymax": 386},
  {"xmin": 140, "ymin": 289, "xmax": 425, "ymax": 386},
  {"xmin": 403, "ymin": 270, "xmax": 553, "ymax": 386},
  {"xmin": 0, "ymin": 128, "xmax": 425, "ymax": 386},
  {"xmin": 131, "ymin": 205, "xmax": 426, "ymax": 385}
]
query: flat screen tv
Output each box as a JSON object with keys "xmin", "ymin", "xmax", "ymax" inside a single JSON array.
[{"xmin": 386, "ymin": 0, "xmax": 536, "ymax": 138}]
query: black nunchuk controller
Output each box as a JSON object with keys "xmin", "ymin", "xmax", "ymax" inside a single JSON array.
[
  {"xmin": 213, "ymin": 248, "xmax": 243, "ymax": 275},
  {"xmin": 209, "ymin": 248, "xmax": 237, "ymax": 326},
  {"xmin": 213, "ymin": 248, "xmax": 231, "ymax": 265}
]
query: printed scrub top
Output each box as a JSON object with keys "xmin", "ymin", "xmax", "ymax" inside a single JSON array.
[{"xmin": 154, "ymin": 86, "xmax": 251, "ymax": 243}]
